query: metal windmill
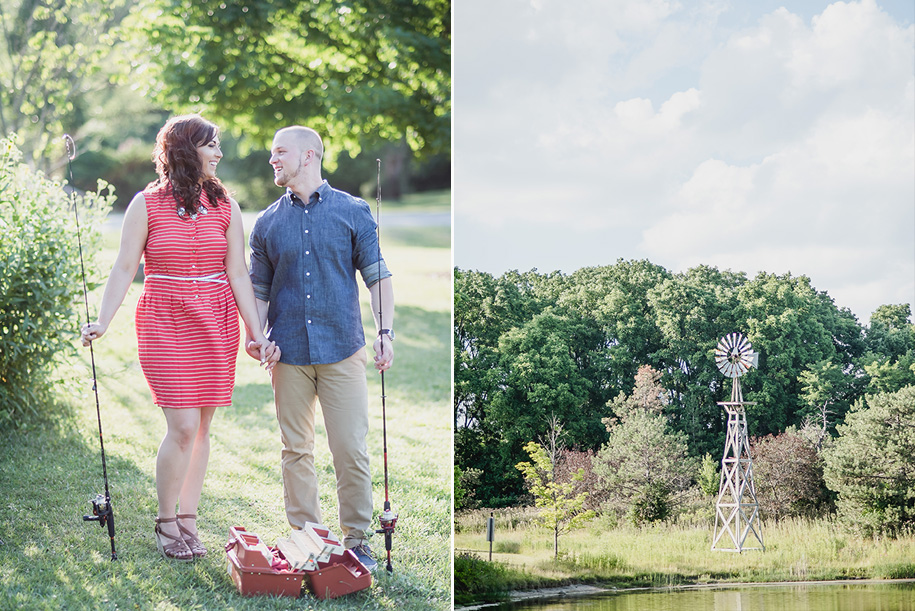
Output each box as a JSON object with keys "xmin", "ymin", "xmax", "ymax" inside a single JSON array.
[{"xmin": 711, "ymin": 333, "xmax": 764, "ymax": 552}]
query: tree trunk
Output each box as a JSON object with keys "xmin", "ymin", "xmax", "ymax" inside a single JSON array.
[{"xmin": 554, "ymin": 525, "xmax": 559, "ymax": 559}]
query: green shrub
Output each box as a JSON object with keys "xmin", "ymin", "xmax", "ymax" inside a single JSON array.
[
  {"xmin": 629, "ymin": 481, "xmax": 672, "ymax": 526},
  {"xmin": 454, "ymin": 552, "xmax": 512, "ymax": 600},
  {"xmin": 494, "ymin": 540, "xmax": 521, "ymax": 554},
  {"xmin": 0, "ymin": 135, "xmax": 113, "ymax": 430}
]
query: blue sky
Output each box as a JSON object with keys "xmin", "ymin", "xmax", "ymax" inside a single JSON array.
[{"xmin": 453, "ymin": 0, "xmax": 915, "ymax": 323}]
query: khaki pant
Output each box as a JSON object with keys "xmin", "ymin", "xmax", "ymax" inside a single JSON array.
[{"xmin": 272, "ymin": 349, "xmax": 372, "ymax": 547}]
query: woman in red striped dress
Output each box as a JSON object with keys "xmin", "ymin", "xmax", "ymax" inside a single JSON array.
[{"xmin": 80, "ymin": 115, "xmax": 279, "ymax": 561}]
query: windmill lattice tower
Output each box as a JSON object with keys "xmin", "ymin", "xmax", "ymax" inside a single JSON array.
[{"xmin": 711, "ymin": 333, "xmax": 765, "ymax": 552}]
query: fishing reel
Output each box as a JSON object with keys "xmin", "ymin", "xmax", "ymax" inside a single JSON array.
[
  {"xmin": 376, "ymin": 506, "xmax": 398, "ymax": 534},
  {"xmin": 83, "ymin": 493, "xmax": 117, "ymax": 560},
  {"xmin": 83, "ymin": 493, "xmax": 111, "ymax": 527},
  {"xmin": 375, "ymin": 501, "xmax": 398, "ymax": 573}
]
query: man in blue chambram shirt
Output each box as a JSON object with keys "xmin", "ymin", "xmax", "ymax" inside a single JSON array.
[{"xmin": 246, "ymin": 126, "xmax": 394, "ymax": 572}]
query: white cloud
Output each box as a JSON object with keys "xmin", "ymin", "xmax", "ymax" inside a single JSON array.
[{"xmin": 455, "ymin": 0, "xmax": 915, "ymax": 320}]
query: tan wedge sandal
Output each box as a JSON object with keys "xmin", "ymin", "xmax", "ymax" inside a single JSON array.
[
  {"xmin": 155, "ymin": 517, "xmax": 194, "ymax": 561},
  {"xmin": 177, "ymin": 514, "xmax": 207, "ymax": 558}
]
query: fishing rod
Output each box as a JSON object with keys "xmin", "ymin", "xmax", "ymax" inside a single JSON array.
[
  {"xmin": 373, "ymin": 159, "xmax": 397, "ymax": 574},
  {"xmin": 64, "ymin": 134, "xmax": 117, "ymax": 561}
]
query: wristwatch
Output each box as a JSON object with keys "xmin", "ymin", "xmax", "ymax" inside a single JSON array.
[{"xmin": 378, "ymin": 328, "xmax": 395, "ymax": 341}]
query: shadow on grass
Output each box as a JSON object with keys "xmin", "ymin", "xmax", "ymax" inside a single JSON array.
[{"xmin": 0, "ymin": 408, "xmax": 449, "ymax": 610}]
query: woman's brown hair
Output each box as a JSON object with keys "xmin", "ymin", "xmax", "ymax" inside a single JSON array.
[{"xmin": 149, "ymin": 114, "xmax": 229, "ymax": 213}]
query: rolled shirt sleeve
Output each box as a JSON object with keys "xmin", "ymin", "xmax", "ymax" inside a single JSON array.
[{"xmin": 352, "ymin": 199, "xmax": 393, "ymax": 289}]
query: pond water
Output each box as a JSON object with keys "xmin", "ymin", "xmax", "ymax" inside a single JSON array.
[{"xmin": 489, "ymin": 581, "xmax": 915, "ymax": 611}]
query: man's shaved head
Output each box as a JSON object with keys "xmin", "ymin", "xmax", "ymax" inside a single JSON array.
[{"xmin": 275, "ymin": 126, "xmax": 324, "ymax": 161}]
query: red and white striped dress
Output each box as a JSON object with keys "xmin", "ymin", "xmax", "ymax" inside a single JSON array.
[{"xmin": 135, "ymin": 183, "xmax": 239, "ymax": 409}]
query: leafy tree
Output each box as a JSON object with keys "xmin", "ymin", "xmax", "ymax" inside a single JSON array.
[
  {"xmin": 454, "ymin": 465, "xmax": 466, "ymax": 512},
  {"xmin": 592, "ymin": 367, "xmax": 696, "ymax": 524},
  {"xmin": 648, "ymin": 265, "xmax": 745, "ymax": 456},
  {"xmin": 482, "ymin": 307, "xmax": 611, "ymax": 502},
  {"xmin": 823, "ymin": 385, "xmax": 915, "ymax": 537},
  {"xmin": 697, "ymin": 453, "xmax": 719, "ymax": 497},
  {"xmin": 454, "ymin": 269, "xmax": 544, "ymax": 431},
  {"xmin": 0, "ymin": 0, "xmax": 133, "ymax": 169},
  {"xmin": 555, "ymin": 448, "xmax": 605, "ymax": 513},
  {"xmin": 454, "ymin": 269, "xmax": 551, "ymax": 506},
  {"xmin": 138, "ymin": 0, "xmax": 450, "ymax": 169},
  {"xmin": 798, "ymin": 359, "xmax": 862, "ymax": 450},
  {"xmin": 864, "ymin": 355, "xmax": 915, "ymax": 395},
  {"xmin": 515, "ymin": 418, "xmax": 595, "ymax": 559},
  {"xmin": 492, "ymin": 308, "xmax": 609, "ymax": 449},
  {"xmin": 858, "ymin": 305, "xmax": 915, "ymax": 397},
  {"xmin": 865, "ymin": 304, "xmax": 915, "ymax": 361},
  {"xmin": 0, "ymin": 135, "xmax": 113, "ymax": 428},
  {"xmin": 454, "ymin": 465, "xmax": 482, "ymax": 513},
  {"xmin": 751, "ymin": 432, "xmax": 830, "ymax": 521},
  {"xmin": 735, "ymin": 272, "xmax": 863, "ymax": 436},
  {"xmin": 561, "ymin": 260, "xmax": 671, "ymax": 393}
]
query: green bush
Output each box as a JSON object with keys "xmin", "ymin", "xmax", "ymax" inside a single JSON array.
[
  {"xmin": 629, "ymin": 481, "xmax": 672, "ymax": 526},
  {"xmin": 824, "ymin": 385, "xmax": 915, "ymax": 537},
  {"xmin": 454, "ymin": 552, "xmax": 515, "ymax": 603},
  {"xmin": 494, "ymin": 540, "xmax": 521, "ymax": 554},
  {"xmin": 0, "ymin": 135, "xmax": 113, "ymax": 430}
]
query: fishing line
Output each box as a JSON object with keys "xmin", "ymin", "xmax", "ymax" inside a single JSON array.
[
  {"xmin": 64, "ymin": 134, "xmax": 117, "ymax": 561},
  {"xmin": 373, "ymin": 159, "xmax": 397, "ymax": 573}
]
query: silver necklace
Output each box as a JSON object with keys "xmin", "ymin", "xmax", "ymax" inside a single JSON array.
[{"xmin": 177, "ymin": 205, "xmax": 209, "ymax": 220}]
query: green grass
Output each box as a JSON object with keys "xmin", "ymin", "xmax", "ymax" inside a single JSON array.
[
  {"xmin": 383, "ymin": 189, "xmax": 451, "ymax": 212},
  {"xmin": 454, "ymin": 508, "xmax": 915, "ymax": 603},
  {"xmin": 0, "ymin": 198, "xmax": 452, "ymax": 610}
]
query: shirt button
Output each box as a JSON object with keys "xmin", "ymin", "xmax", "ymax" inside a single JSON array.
[
  {"xmin": 305, "ymin": 230, "xmax": 309, "ymax": 234},
  {"xmin": 305, "ymin": 251, "xmax": 310, "ymax": 255},
  {"xmin": 306, "ymin": 295, "xmax": 311, "ymax": 299},
  {"xmin": 306, "ymin": 272, "xmax": 311, "ymax": 276},
  {"xmin": 307, "ymin": 319, "xmax": 312, "ymax": 324}
]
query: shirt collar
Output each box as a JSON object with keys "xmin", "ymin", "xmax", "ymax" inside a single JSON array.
[{"xmin": 287, "ymin": 180, "xmax": 330, "ymax": 208}]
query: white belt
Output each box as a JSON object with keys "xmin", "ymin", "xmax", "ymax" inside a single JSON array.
[{"xmin": 145, "ymin": 272, "xmax": 228, "ymax": 285}]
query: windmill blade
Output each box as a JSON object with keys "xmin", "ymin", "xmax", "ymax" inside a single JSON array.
[{"xmin": 715, "ymin": 333, "xmax": 757, "ymax": 379}]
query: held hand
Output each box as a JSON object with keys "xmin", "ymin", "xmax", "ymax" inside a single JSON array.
[
  {"xmin": 246, "ymin": 338, "xmax": 281, "ymax": 371},
  {"xmin": 243, "ymin": 337, "xmax": 262, "ymax": 361},
  {"xmin": 263, "ymin": 341, "xmax": 281, "ymax": 371},
  {"xmin": 80, "ymin": 321, "xmax": 108, "ymax": 347},
  {"xmin": 373, "ymin": 335, "xmax": 394, "ymax": 372}
]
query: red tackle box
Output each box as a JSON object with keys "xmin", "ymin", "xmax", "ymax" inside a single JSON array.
[
  {"xmin": 305, "ymin": 547, "xmax": 373, "ymax": 599},
  {"xmin": 225, "ymin": 526, "xmax": 305, "ymax": 597},
  {"xmin": 225, "ymin": 525, "xmax": 372, "ymax": 599}
]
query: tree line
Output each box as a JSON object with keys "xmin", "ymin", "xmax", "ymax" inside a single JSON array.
[
  {"xmin": 454, "ymin": 260, "xmax": 915, "ymax": 525},
  {"xmin": 1, "ymin": 0, "xmax": 450, "ymax": 205}
]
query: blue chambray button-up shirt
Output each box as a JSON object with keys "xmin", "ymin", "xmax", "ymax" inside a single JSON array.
[{"xmin": 249, "ymin": 181, "xmax": 392, "ymax": 366}]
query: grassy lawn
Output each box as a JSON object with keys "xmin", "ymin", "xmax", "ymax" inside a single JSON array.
[
  {"xmin": 454, "ymin": 507, "xmax": 915, "ymax": 603},
  {"xmin": 0, "ymin": 196, "xmax": 452, "ymax": 610}
]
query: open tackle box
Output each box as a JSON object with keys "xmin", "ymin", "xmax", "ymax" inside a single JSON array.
[{"xmin": 225, "ymin": 524, "xmax": 372, "ymax": 599}]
